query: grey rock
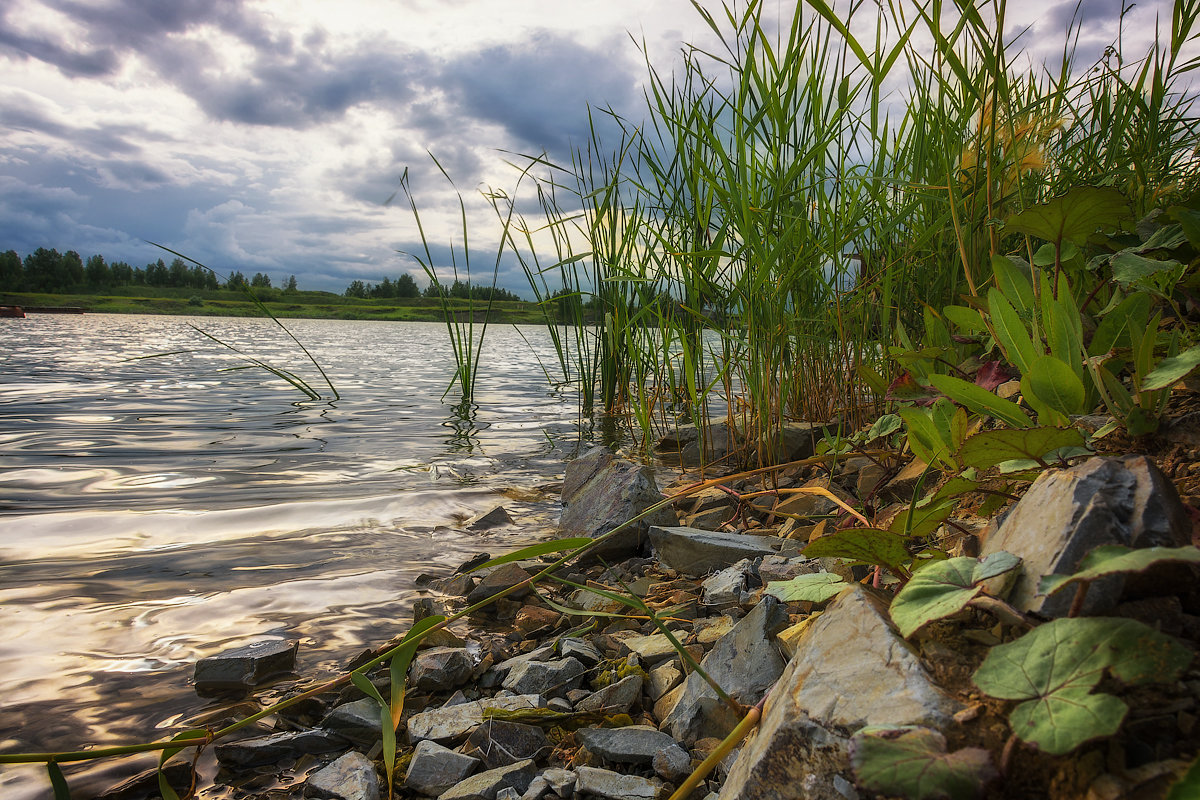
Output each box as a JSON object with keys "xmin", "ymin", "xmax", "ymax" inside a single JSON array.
[
  {"xmin": 574, "ymin": 766, "xmax": 663, "ymax": 800},
  {"xmin": 304, "ymin": 751, "xmax": 380, "ymax": 800},
  {"xmin": 656, "ymin": 421, "xmax": 741, "ymax": 467},
  {"xmin": 214, "ymin": 729, "xmax": 346, "ymax": 768},
  {"xmin": 981, "ymin": 455, "xmax": 1192, "ymax": 617},
  {"xmin": 432, "ymin": 573, "xmax": 477, "ymax": 598},
  {"xmin": 547, "ymin": 697, "xmax": 573, "ymax": 713},
  {"xmin": 717, "ymin": 585, "xmax": 963, "ymax": 800},
  {"xmin": 437, "ymin": 759, "xmax": 537, "ymax": 800},
  {"xmin": 405, "ymin": 740, "xmax": 480, "ymax": 797},
  {"xmin": 620, "ymin": 633, "xmax": 680, "ymax": 666},
  {"xmin": 557, "ymin": 638, "xmax": 603, "ymax": 667},
  {"xmin": 559, "ymin": 448, "xmax": 678, "ymax": 560},
  {"xmin": 702, "ymin": 562, "xmax": 751, "ymax": 608},
  {"xmin": 648, "ymin": 661, "xmax": 684, "ymax": 701},
  {"xmin": 322, "ymin": 697, "xmax": 383, "ymax": 745},
  {"xmin": 469, "ymin": 506, "xmax": 514, "ymax": 531},
  {"xmin": 649, "ymin": 527, "xmax": 781, "ymax": 576},
  {"xmin": 664, "ymin": 596, "xmax": 789, "ymax": 744},
  {"xmin": 575, "ymin": 674, "xmax": 644, "ymax": 715},
  {"xmin": 411, "ymin": 647, "xmax": 475, "ymax": 692},
  {"xmin": 575, "ymin": 725, "xmax": 680, "ymax": 765},
  {"xmin": 462, "ymin": 720, "xmax": 549, "ymax": 769},
  {"xmin": 653, "ymin": 743, "xmax": 693, "ymax": 783},
  {"xmin": 407, "ymin": 695, "xmax": 545, "ymax": 743},
  {"xmin": 495, "ymin": 789, "xmax": 521, "ymax": 800},
  {"xmin": 194, "ymin": 639, "xmax": 297, "ymax": 692},
  {"xmin": 542, "ymin": 769, "xmax": 576, "ymax": 797},
  {"xmin": 467, "ymin": 563, "xmax": 533, "ymax": 606},
  {"xmin": 502, "ymin": 657, "xmax": 586, "ymax": 696}
]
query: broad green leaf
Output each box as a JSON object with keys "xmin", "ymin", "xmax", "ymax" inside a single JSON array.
[
  {"xmin": 890, "ymin": 553, "xmax": 1021, "ymax": 637},
  {"xmin": 899, "ymin": 407, "xmax": 953, "ymax": 470},
  {"xmin": 1141, "ymin": 344, "xmax": 1200, "ymax": 391},
  {"xmin": 973, "ymin": 618, "xmax": 1192, "ymax": 754},
  {"xmin": 1111, "ymin": 252, "xmax": 1183, "ymax": 285},
  {"xmin": 867, "ymin": 413, "xmax": 903, "ymax": 441},
  {"xmin": 48, "ymin": 762, "xmax": 70, "ymax": 800},
  {"xmin": 765, "ymin": 572, "xmax": 848, "ymax": 604},
  {"xmin": 468, "ymin": 538, "xmax": 593, "ymax": 572},
  {"xmin": 1025, "ymin": 356, "xmax": 1086, "ymax": 416},
  {"xmin": 1020, "ymin": 374, "xmax": 1071, "ymax": 427},
  {"xmin": 957, "ymin": 427, "xmax": 1085, "ymax": 470},
  {"xmin": 928, "ymin": 373, "xmax": 1034, "ymax": 429},
  {"xmin": 1043, "ymin": 294, "xmax": 1083, "ymax": 380},
  {"xmin": 986, "ymin": 289, "xmax": 1037, "ymax": 376},
  {"xmin": 889, "ymin": 498, "xmax": 955, "ymax": 539},
  {"xmin": 158, "ymin": 729, "xmax": 207, "ymax": 800},
  {"xmin": 803, "ymin": 528, "xmax": 911, "ymax": 571},
  {"xmin": 1032, "ymin": 241, "xmax": 1081, "ymax": 267},
  {"xmin": 991, "ymin": 255, "xmax": 1036, "ymax": 313},
  {"xmin": 1169, "ymin": 205, "xmax": 1200, "ymax": 249},
  {"xmin": 1166, "ymin": 754, "xmax": 1200, "ymax": 800},
  {"xmin": 850, "ymin": 726, "xmax": 997, "ymax": 800},
  {"xmin": 942, "ymin": 305, "xmax": 986, "ymax": 334},
  {"xmin": 1038, "ymin": 545, "xmax": 1200, "ymax": 597},
  {"xmin": 1005, "ymin": 186, "xmax": 1131, "ymax": 246},
  {"xmin": 1090, "ymin": 291, "xmax": 1150, "ymax": 356}
]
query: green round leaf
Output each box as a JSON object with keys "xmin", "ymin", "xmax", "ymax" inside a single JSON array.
[
  {"xmin": 890, "ymin": 552, "xmax": 1021, "ymax": 637},
  {"xmin": 957, "ymin": 427, "xmax": 1085, "ymax": 470},
  {"xmin": 850, "ymin": 726, "xmax": 997, "ymax": 800},
  {"xmin": 802, "ymin": 528, "xmax": 911, "ymax": 570},
  {"xmin": 1005, "ymin": 186, "xmax": 1132, "ymax": 246},
  {"xmin": 1038, "ymin": 545, "xmax": 1200, "ymax": 597},
  {"xmin": 973, "ymin": 618, "xmax": 1193, "ymax": 754},
  {"xmin": 765, "ymin": 572, "xmax": 848, "ymax": 603}
]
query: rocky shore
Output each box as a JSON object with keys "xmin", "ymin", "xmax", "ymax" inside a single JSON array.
[{"xmin": 100, "ymin": 427, "xmax": 1200, "ymax": 800}]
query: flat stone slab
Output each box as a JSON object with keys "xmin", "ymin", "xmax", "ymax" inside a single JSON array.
[
  {"xmin": 437, "ymin": 759, "xmax": 536, "ymax": 800},
  {"xmin": 462, "ymin": 720, "xmax": 549, "ymax": 769},
  {"xmin": 648, "ymin": 526, "xmax": 781, "ymax": 575},
  {"xmin": 322, "ymin": 697, "xmax": 382, "ymax": 745},
  {"xmin": 194, "ymin": 639, "xmax": 298, "ymax": 692},
  {"xmin": 214, "ymin": 729, "xmax": 346, "ymax": 768},
  {"xmin": 407, "ymin": 694, "xmax": 545, "ymax": 743},
  {"xmin": 576, "ymin": 725, "xmax": 681, "ymax": 765},
  {"xmin": 575, "ymin": 674, "xmax": 643, "ymax": 715},
  {"xmin": 574, "ymin": 766, "xmax": 664, "ymax": 800}
]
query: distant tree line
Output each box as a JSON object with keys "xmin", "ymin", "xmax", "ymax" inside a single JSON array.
[
  {"xmin": 0, "ymin": 247, "xmax": 295, "ymax": 295},
  {"xmin": 342, "ymin": 275, "xmax": 521, "ymax": 302}
]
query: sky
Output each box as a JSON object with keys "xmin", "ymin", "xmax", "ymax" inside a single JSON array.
[{"xmin": 0, "ymin": 0, "xmax": 1182, "ymax": 296}]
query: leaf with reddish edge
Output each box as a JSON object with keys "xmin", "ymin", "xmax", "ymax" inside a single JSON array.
[
  {"xmin": 851, "ymin": 725, "xmax": 997, "ymax": 800},
  {"xmin": 972, "ymin": 361, "xmax": 1012, "ymax": 392},
  {"xmin": 887, "ymin": 370, "xmax": 940, "ymax": 404}
]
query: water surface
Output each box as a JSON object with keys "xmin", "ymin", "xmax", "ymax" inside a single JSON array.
[{"xmin": 0, "ymin": 314, "xmax": 590, "ymax": 798}]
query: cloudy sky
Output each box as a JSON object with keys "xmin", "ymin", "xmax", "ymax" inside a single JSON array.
[{"xmin": 0, "ymin": 0, "xmax": 1180, "ymax": 296}]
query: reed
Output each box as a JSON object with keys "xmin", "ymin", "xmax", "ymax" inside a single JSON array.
[{"xmin": 499, "ymin": 0, "xmax": 1198, "ymax": 466}]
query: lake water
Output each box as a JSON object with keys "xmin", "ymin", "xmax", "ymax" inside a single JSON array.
[{"xmin": 0, "ymin": 314, "xmax": 602, "ymax": 798}]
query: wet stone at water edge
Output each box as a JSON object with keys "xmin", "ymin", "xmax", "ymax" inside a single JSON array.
[{"xmin": 194, "ymin": 639, "xmax": 299, "ymax": 692}]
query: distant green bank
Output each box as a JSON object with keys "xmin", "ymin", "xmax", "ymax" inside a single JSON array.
[{"xmin": 0, "ymin": 289, "xmax": 548, "ymax": 324}]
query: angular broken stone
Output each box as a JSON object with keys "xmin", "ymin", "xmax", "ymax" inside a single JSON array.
[
  {"xmin": 466, "ymin": 563, "xmax": 533, "ymax": 606},
  {"xmin": 404, "ymin": 739, "xmax": 479, "ymax": 797},
  {"xmin": 462, "ymin": 719, "xmax": 549, "ymax": 769},
  {"xmin": 559, "ymin": 448, "xmax": 678, "ymax": 560},
  {"xmin": 194, "ymin": 639, "xmax": 298, "ymax": 692},
  {"xmin": 410, "ymin": 647, "xmax": 474, "ymax": 692},
  {"xmin": 574, "ymin": 766, "xmax": 663, "ymax": 800},
  {"xmin": 648, "ymin": 661, "xmax": 684, "ymax": 701},
  {"xmin": 304, "ymin": 751, "xmax": 379, "ymax": 800},
  {"xmin": 648, "ymin": 527, "xmax": 780, "ymax": 576},
  {"xmin": 652, "ymin": 743, "xmax": 693, "ymax": 784},
  {"xmin": 663, "ymin": 596, "xmax": 789, "ymax": 744},
  {"xmin": 717, "ymin": 584, "xmax": 963, "ymax": 800},
  {"xmin": 469, "ymin": 506, "xmax": 514, "ymax": 531},
  {"xmin": 437, "ymin": 759, "xmax": 537, "ymax": 800},
  {"xmin": 214, "ymin": 729, "xmax": 346, "ymax": 768},
  {"xmin": 981, "ymin": 455, "xmax": 1192, "ymax": 617},
  {"xmin": 701, "ymin": 562, "xmax": 750, "ymax": 608},
  {"xmin": 575, "ymin": 725, "xmax": 681, "ymax": 765},
  {"xmin": 501, "ymin": 657, "xmax": 586, "ymax": 697},
  {"xmin": 321, "ymin": 697, "xmax": 382, "ymax": 745},
  {"xmin": 619, "ymin": 633, "xmax": 680, "ymax": 666},
  {"xmin": 576, "ymin": 674, "xmax": 643, "ymax": 715},
  {"xmin": 406, "ymin": 694, "xmax": 545, "ymax": 743}
]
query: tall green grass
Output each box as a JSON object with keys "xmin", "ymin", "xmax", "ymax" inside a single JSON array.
[{"xmin": 488, "ymin": 0, "xmax": 1198, "ymax": 466}]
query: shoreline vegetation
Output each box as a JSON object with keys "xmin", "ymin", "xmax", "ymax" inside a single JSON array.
[{"xmin": 0, "ymin": 289, "xmax": 551, "ymax": 324}]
